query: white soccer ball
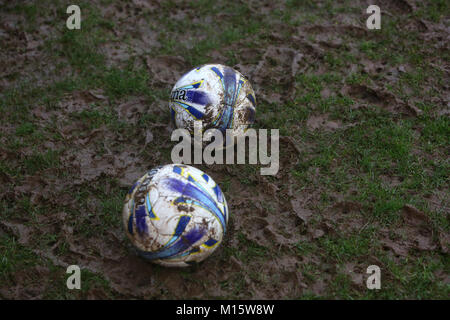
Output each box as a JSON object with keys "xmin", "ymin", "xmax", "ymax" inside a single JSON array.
[
  {"xmin": 123, "ymin": 164, "xmax": 228, "ymax": 267},
  {"xmin": 169, "ymin": 64, "xmax": 256, "ymax": 142}
]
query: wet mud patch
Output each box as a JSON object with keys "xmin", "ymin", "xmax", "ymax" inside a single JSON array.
[
  {"xmin": 380, "ymin": 205, "xmax": 444, "ymax": 258},
  {"xmin": 341, "ymin": 83, "xmax": 423, "ymax": 116},
  {"xmin": 145, "ymin": 55, "xmax": 188, "ymax": 85},
  {"xmin": 1, "ymin": 0, "xmax": 449, "ymax": 300}
]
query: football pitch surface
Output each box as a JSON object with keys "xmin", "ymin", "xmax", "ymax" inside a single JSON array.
[{"xmin": 0, "ymin": 0, "xmax": 449, "ymax": 299}]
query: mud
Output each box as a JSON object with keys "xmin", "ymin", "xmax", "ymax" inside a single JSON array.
[{"xmin": 0, "ymin": 0, "xmax": 449, "ymax": 299}]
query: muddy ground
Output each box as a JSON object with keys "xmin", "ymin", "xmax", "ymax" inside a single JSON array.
[{"xmin": 0, "ymin": 0, "xmax": 449, "ymax": 299}]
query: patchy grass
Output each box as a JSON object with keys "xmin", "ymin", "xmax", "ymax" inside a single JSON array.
[{"xmin": 0, "ymin": 0, "xmax": 448, "ymax": 299}]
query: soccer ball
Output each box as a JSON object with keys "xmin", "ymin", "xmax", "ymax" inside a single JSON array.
[
  {"xmin": 123, "ymin": 164, "xmax": 228, "ymax": 267},
  {"xmin": 169, "ymin": 64, "xmax": 256, "ymax": 142}
]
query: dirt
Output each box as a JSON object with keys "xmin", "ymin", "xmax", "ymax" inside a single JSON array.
[
  {"xmin": 341, "ymin": 84, "xmax": 423, "ymax": 116},
  {"xmin": 380, "ymin": 205, "xmax": 439, "ymax": 257},
  {"xmin": 0, "ymin": 0, "xmax": 449, "ymax": 299},
  {"xmin": 306, "ymin": 114, "xmax": 343, "ymax": 131}
]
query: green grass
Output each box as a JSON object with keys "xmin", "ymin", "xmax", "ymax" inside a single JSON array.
[
  {"xmin": 0, "ymin": 236, "xmax": 39, "ymax": 281},
  {"xmin": 0, "ymin": 0, "xmax": 448, "ymax": 300},
  {"xmin": 414, "ymin": 0, "xmax": 449, "ymax": 22},
  {"xmin": 235, "ymin": 232, "xmax": 269, "ymax": 263},
  {"xmin": 103, "ymin": 67, "xmax": 150, "ymax": 99},
  {"xmin": 320, "ymin": 233, "xmax": 374, "ymax": 263},
  {"xmin": 23, "ymin": 150, "xmax": 61, "ymax": 175}
]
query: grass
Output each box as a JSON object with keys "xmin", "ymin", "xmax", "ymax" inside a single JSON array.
[
  {"xmin": 0, "ymin": 0, "xmax": 448, "ymax": 300},
  {"xmin": 0, "ymin": 236, "xmax": 39, "ymax": 281},
  {"xmin": 22, "ymin": 150, "xmax": 61, "ymax": 175}
]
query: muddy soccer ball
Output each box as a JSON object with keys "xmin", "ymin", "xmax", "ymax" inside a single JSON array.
[
  {"xmin": 169, "ymin": 64, "xmax": 256, "ymax": 140},
  {"xmin": 123, "ymin": 164, "xmax": 228, "ymax": 267}
]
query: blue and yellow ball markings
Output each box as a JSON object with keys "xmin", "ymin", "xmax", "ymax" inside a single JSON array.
[
  {"xmin": 127, "ymin": 188, "xmax": 159, "ymax": 236},
  {"xmin": 132, "ymin": 165, "xmax": 226, "ymax": 261},
  {"xmin": 176, "ymin": 79, "xmax": 204, "ymax": 90},
  {"xmin": 134, "ymin": 204, "xmax": 148, "ymax": 235},
  {"xmin": 211, "ymin": 66, "xmax": 225, "ymax": 87},
  {"xmin": 174, "ymin": 166, "xmax": 221, "ymax": 208},
  {"xmin": 203, "ymin": 238, "xmax": 218, "ymax": 248},
  {"xmin": 138, "ymin": 214, "xmax": 194, "ymax": 260},
  {"xmin": 173, "ymin": 165, "xmax": 225, "ymax": 205},
  {"xmin": 170, "ymin": 106, "xmax": 176, "ymax": 123},
  {"xmin": 162, "ymin": 214, "xmax": 191, "ymax": 248},
  {"xmin": 172, "ymin": 237, "xmax": 219, "ymax": 258},
  {"xmin": 247, "ymin": 93, "xmax": 256, "ymax": 107},
  {"xmin": 145, "ymin": 192, "xmax": 159, "ymax": 220},
  {"xmin": 137, "ymin": 223, "xmax": 204, "ymax": 261},
  {"xmin": 173, "ymin": 165, "xmax": 183, "ymax": 175},
  {"xmin": 173, "ymin": 101, "xmax": 204, "ymax": 120},
  {"xmin": 128, "ymin": 181, "xmax": 139, "ymax": 194},
  {"xmin": 173, "ymin": 197, "xmax": 218, "ymax": 221},
  {"xmin": 212, "ymin": 184, "xmax": 224, "ymax": 203},
  {"xmin": 127, "ymin": 199, "xmax": 135, "ymax": 235},
  {"xmin": 210, "ymin": 66, "xmax": 247, "ymax": 131},
  {"xmin": 170, "ymin": 80, "xmax": 208, "ymax": 120},
  {"xmin": 168, "ymin": 166, "xmax": 227, "ymax": 232}
]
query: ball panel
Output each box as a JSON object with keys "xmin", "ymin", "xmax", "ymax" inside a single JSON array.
[
  {"xmin": 122, "ymin": 164, "xmax": 228, "ymax": 267},
  {"xmin": 169, "ymin": 64, "xmax": 256, "ymax": 138}
]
